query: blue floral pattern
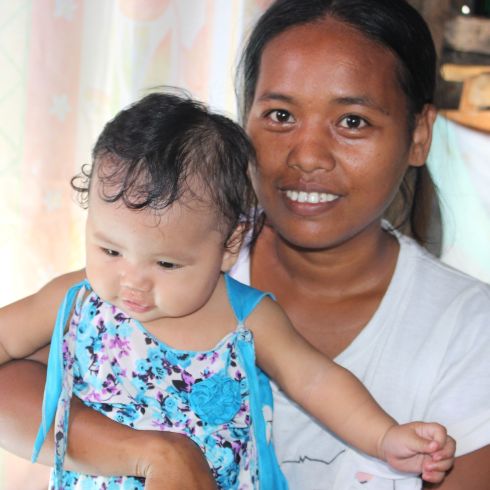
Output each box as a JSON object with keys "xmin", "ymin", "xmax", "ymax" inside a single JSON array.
[
  {"xmin": 190, "ymin": 373, "xmax": 242, "ymax": 425},
  {"xmin": 51, "ymin": 284, "xmax": 260, "ymax": 489}
]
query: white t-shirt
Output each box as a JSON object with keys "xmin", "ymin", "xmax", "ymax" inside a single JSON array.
[{"xmin": 230, "ymin": 232, "xmax": 490, "ymax": 490}]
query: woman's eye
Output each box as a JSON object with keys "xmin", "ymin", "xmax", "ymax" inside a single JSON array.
[
  {"xmin": 102, "ymin": 248, "xmax": 120, "ymax": 257},
  {"xmin": 266, "ymin": 109, "xmax": 294, "ymax": 124},
  {"xmin": 158, "ymin": 261, "xmax": 181, "ymax": 270},
  {"xmin": 339, "ymin": 115, "xmax": 368, "ymax": 129}
]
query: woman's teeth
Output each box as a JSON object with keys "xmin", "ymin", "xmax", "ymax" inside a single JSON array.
[{"xmin": 285, "ymin": 190, "xmax": 338, "ymax": 203}]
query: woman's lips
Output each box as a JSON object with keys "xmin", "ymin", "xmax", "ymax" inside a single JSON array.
[
  {"xmin": 281, "ymin": 188, "xmax": 341, "ymax": 216},
  {"xmin": 285, "ymin": 189, "xmax": 338, "ymax": 204}
]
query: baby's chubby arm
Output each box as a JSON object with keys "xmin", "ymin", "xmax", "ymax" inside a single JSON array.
[
  {"xmin": 248, "ymin": 298, "xmax": 455, "ymax": 483},
  {"xmin": 0, "ymin": 270, "xmax": 85, "ymax": 365}
]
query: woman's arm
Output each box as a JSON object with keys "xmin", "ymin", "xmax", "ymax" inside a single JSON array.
[
  {"xmin": 0, "ymin": 360, "xmax": 216, "ymax": 489},
  {"xmin": 423, "ymin": 446, "xmax": 490, "ymax": 490}
]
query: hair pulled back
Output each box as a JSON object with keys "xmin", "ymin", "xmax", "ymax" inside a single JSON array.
[{"xmin": 238, "ymin": 0, "xmax": 439, "ymax": 247}]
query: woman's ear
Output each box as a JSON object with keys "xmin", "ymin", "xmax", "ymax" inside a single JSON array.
[
  {"xmin": 221, "ymin": 224, "xmax": 245, "ymax": 272},
  {"xmin": 408, "ymin": 104, "xmax": 437, "ymax": 167}
]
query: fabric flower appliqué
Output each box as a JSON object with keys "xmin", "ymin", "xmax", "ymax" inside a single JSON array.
[{"xmin": 189, "ymin": 372, "xmax": 241, "ymax": 425}]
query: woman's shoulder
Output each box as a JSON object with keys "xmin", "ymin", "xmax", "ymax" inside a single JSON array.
[{"xmin": 395, "ymin": 232, "xmax": 490, "ymax": 324}]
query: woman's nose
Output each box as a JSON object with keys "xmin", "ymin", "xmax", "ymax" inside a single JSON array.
[{"xmin": 287, "ymin": 124, "xmax": 335, "ymax": 174}]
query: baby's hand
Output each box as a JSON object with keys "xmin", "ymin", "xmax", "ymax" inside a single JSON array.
[{"xmin": 379, "ymin": 422, "xmax": 456, "ymax": 483}]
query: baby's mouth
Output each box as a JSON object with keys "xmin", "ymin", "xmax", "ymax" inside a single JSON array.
[{"xmin": 122, "ymin": 298, "xmax": 153, "ymax": 314}]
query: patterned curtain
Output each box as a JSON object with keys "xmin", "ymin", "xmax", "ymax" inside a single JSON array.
[{"xmin": 0, "ymin": 1, "xmax": 272, "ymax": 488}]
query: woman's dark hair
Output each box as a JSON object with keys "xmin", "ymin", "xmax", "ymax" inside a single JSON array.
[
  {"xmin": 72, "ymin": 91, "xmax": 258, "ymax": 248},
  {"xmin": 237, "ymin": 0, "xmax": 440, "ymax": 248}
]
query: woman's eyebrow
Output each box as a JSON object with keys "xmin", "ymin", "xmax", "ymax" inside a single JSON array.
[
  {"xmin": 256, "ymin": 91, "xmax": 295, "ymax": 104},
  {"xmin": 257, "ymin": 92, "xmax": 390, "ymax": 115},
  {"xmin": 334, "ymin": 96, "xmax": 389, "ymax": 115}
]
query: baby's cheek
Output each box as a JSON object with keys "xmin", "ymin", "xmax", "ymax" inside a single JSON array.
[{"xmin": 86, "ymin": 267, "xmax": 114, "ymax": 301}]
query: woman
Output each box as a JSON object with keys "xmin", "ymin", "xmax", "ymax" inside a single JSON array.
[
  {"xmin": 0, "ymin": 0, "xmax": 489, "ymax": 488},
  {"xmin": 234, "ymin": 1, "xmax": 490, "ymax": 489}
]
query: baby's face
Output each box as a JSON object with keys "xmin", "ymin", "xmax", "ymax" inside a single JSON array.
[{"xmin": 85, "ymin": 176, "xmax": 232, "ymax": 324}]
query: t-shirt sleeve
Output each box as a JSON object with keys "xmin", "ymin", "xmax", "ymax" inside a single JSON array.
[{"xmin": 424, "ymin": 284, "xmax": 490, "ymax": 456}]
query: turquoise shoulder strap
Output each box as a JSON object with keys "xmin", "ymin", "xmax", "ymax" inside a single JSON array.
[
  {"xmin": 31, "ymin": 280, "xmax": 88, "ymax": 462},
  {"xmin": 224, "ymin": 273, "xmax": 274, "ymax": 323},
  {"xmin": 225, "ymin": 274, "xmax": 288, "ymax": 489}
]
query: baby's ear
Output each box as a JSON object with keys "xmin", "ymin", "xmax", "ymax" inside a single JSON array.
[{"xmin": 221, "ymin": 224, "xmax": 245, "ymax": 272}]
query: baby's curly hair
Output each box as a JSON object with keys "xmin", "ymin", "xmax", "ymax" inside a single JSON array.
[{"xmin": 72, "ymin": 91, "xmax": 258, "ymax": 248}]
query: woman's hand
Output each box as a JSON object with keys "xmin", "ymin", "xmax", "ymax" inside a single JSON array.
[
  {"xmin": 140, "ymin": 432, "xmax": 217, "ymax": 490},
  {"xmin": 379, "ymin": 422, "xmax": 456, "ymax": 483},
  {"xmin": 0, "ymin": 359, "xmax": 216, "ymax": 489}
]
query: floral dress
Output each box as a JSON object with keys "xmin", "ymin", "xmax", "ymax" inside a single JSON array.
[{"xmin": 32, "ymin": 274, "xmax": 288, "ymax": 490}]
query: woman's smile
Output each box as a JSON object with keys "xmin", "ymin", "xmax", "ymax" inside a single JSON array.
[
  {"xmin": 284, "ymin": 190, "xmax": 338, "ymax": 204},
  {"xmin": 281, "ymin": 186, "xmax": 341, "ymax": 217}
]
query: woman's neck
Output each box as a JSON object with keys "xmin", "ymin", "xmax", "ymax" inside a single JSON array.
[
  {"xmin": 250, "ymin": 223, "xmax": 400, "ymax": 358},
  {"xmin": 252, "ymin": 223, "xmax": 399, "ymax": 297}
]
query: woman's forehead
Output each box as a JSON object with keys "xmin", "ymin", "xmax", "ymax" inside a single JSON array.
[
  {"xmin": 254, "ymin": 18, "xmax": 402, "ymax": 108},
  {"xmin": 261, "ymin": 18, "xmax": 394, "ymax": 75}
]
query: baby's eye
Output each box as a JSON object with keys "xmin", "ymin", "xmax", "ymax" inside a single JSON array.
[
  {"xmin": 102, "ymin": 248, "xmax": 120, "ymax": 257},
  {"xmin": 266, "ymin": 109, "xmax": 295, "ymax": 124},
  {"xmin": 157, "ymin": 261, "xmax": 181, "ymax": 270},
  {"xmin": 339, "ymin": 115, "xmax": 368, "ymax": 129}
]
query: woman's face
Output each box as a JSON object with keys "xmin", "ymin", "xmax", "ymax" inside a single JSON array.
[{"xmin": 246, "ymin": 18, "xmax": 433, "ymax": 250}]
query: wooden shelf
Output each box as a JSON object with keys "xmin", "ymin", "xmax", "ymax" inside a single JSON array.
[{"xmin": 440, "ymin": 63, "xmax": 490, "ymax": 132}]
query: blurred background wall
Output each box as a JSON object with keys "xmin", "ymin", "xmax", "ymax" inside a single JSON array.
[{"xmin": 0, "ymin": 1, "xmax": 489, "ymax": 489}]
